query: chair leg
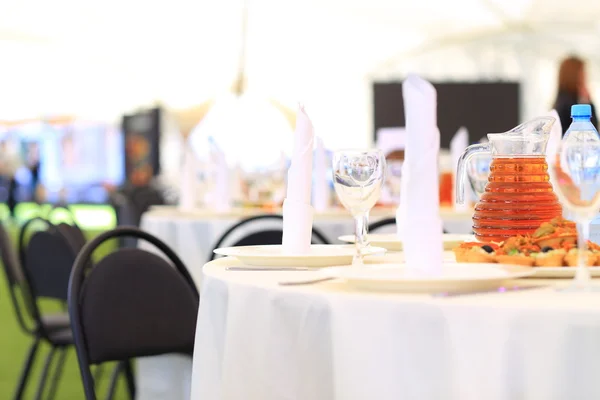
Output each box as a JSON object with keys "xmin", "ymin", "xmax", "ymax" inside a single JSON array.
[
  {"xmin": 45, "ymin": 347, "xmax": 68, "ymax": 400},
  {"xmin": 124, "ymin": 360, "xmax": 136, "ymax": 400},
  {"xmin": 13, "ymin": 337, "xmax": 42, "ymax": 400},
  {"xmin": 105, "ymin": 362, "xmax": 124, "ymax": 400},
  {"xmin": 33, "ymin": 347, "xmax": 56, "ymax": 400}
]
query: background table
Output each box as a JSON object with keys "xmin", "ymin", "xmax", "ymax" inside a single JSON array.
[
  {"xmin": 141, "ymin": 205, "xmax": 472, "ymax": 269},
  {"xmin": 192, "ymin": 258, "xmax": 600, "ymax": 400},
  {"xmin": 135, "ymin": 206, "xmax": 472, "ymax": 399}
]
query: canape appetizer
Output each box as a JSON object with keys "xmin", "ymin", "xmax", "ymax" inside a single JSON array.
[
  {"xmin": 533, "ymin": 247, "xmax": 566, "ymax": 267},
  {"xmin": 564, "ymin": 249, "xmax": 597, "ymax": 267},
  {"xmin": 453, "ymin": 242, "xmax": 498, "ymax": 263}
]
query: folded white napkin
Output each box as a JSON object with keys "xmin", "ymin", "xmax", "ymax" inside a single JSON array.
[
  {"xmin": 179, "ymin": 144, "xmax": 198, "ymax": 211},
  {"xmin": 545, "ymin": 109, "xmax": 562, "ymax": 164},
  {"xmin": 282, "ymin": 105, "xmax": 315, "ymax": 253},
  {"xmin": 313, "ymin": 136, "xmax": 330, "ymax": 211},
  {"xmin": 396, "ymin": 75, "xmax": 443, "ymax": 275},
  {"xmin": 450, "ymin": 127, "xmax": 469, "ymax": 211}
]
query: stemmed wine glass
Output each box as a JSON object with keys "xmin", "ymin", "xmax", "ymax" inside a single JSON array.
[
  {"xmin": 332, "ymin": 149, "xmax": 386, "ymax": 265},
  {"xmin": 548, "ymin": 140, "xmax": 600, "ymax": 292}
]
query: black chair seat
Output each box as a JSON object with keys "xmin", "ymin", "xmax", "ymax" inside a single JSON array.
[
  {"xmin": 41, "ymin": 313, "xmax": 70, "ymax": 332},
  {"xmin": 47, "ymin": 328, "xmax": 73, "ymax": 347}
]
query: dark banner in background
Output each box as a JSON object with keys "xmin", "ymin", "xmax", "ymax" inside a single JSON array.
[
  {"xmin": 122, "ymin": 107, "xmax": 161, "ymax": 186},
  {"xmin": 373, "ymin": 82, "xmax": 520, "ymax": 149}
]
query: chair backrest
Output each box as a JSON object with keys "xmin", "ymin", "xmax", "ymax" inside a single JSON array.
[
  {"xmin": 18, "ymin": 216, "xmax": 53, "ymax": 269},
  {"xmin": 209, "ymin": 214, "xmax": 330, "ymax": 262},
  {"xmin": 25, "ymin": 230, "xmax": 78, "ymax": 301},
  {"xmin": 0, "ymin": 222, "xmax": 38, "ymax": 334},
  {"xmin": 68, "ymin": 227, "xmax": 199, "ymax": 400},
  {"xmin": 56, "ymin": 223, "xmax": 87, "ymax": 254},
  {"xmin": 4, "ymin": 219, "xmax": 63, "ymax": 335},
  {"xmin": 47, "ymin": 204, "xmax": 87, "ymax": 248},
  {"xmin": 0, "ymin": 222, "xmax": 25, "ymax": 287},
  {"xmin": 368, "ymin": 218, "xmax": 397, "ymax": 234}
]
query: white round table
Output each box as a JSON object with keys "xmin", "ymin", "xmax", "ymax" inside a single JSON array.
[
  {"xmin": 191, "ymin": 258, "xmax": 600, "ymax": 400},
  {"xmin": 135, "ymin": 206, "xmax": 472, "ymax": 399}
]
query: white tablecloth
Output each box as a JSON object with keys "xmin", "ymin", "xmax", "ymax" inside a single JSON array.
[
  {"xmin": 135, "ymin": 206, "xmax": 472, "ymax": 399},
  {"xmin": 192, "ymin": 258, "xmax": 600, "ymax": 400}
]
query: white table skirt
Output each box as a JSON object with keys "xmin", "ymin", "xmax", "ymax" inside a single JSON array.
[
  {"xmin": 135, "ymin": 206, "xmax": 472, "ymax": 399},
  {"xmin": 191, "ymin": 258, "xmax": 600, "ymax": 400}
]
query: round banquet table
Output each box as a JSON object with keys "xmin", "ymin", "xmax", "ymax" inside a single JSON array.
[
  {"xmin": 135, "ymin": 206, "xmax": 472, "ymax": 399},
  {"xmin": 190, "ymin": 258, "xmax": 600, "ymax": 400}
]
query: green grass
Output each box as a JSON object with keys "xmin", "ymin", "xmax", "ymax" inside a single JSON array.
[{"xmin": 0, "ymin": 205, "xmax": 128, "ymax": 399}]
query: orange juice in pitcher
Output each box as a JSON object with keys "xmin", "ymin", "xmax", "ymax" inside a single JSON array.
[{"xmin": 456, "ymin": 117, "xmax": 563, "ymax": 243}]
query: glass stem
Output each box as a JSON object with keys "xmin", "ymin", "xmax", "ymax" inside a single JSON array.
[
  {"xmin": 353, "ymin": 212, "xmax": 369, "ymax": 265},
  {"xmin": 575, "ymin": 220, "xmax": 592, "ymax": 286}
]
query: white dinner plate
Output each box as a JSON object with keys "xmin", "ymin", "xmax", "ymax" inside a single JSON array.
[
  {"xmin": 319, "ymin": 263, "xmax": 534, "ymax": 293},
  {"xmin": 338, "ymin": 233, "xmax": 476, "ymax": 251},
  {"xmin": 213, "ymin": 244, "xmax": 387, "ymax": 267},
  {"xmin": 531, "ymin": 266, "xmax": 600, "ymax": 278}
]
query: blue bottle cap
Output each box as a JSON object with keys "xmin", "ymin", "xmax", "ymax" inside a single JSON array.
[{"xmin": 571, "ymin": 104, "xmax": 592, "ymax": 118}]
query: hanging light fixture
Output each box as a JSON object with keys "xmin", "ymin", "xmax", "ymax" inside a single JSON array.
[{"xmin": 184, "ymin": 0, "xmax": 295, "ymax": 171}]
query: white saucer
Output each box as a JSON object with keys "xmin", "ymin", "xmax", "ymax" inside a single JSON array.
[
  {"xmin": 213, "ymin": 244, "xmax": 387, "ymax": 267},
  {"xmin": 319, "ymin": 263, "xmax": 534, "ymax": 293},
  {"xmin": 338, "ymin": 233, "xmax": 476, "ymax": 251}
]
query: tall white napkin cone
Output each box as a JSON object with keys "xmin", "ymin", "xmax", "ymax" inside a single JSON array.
[
  {"xmin": 212, "ymin": 146, "xmax": 232, "ymax": 212},
  {"xmin": 282, "ymin": 105, "xmax": 315, "ymax": 254},
  {"xmin": 450, "ymin": 127, "xmax": 469, "ymax": 211},
  {"xmin": 396, "ymin": 75, "xmax": 443, "ymax": 275},
  {"xmin": 179, "ymin": 144, "xmax": 198, "ymax": 211},
  {"xmin": 313, "ymin": 136, "xmax": 330, "ymax": 211},
  {"xmin": 545, "ymin": 109, "xmax": 562, "ymax": 165}
]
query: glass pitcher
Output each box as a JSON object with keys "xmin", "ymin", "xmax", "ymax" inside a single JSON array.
[{"xmin": 456, "ymin": 116, "xmax": 563, "ymax": 243}]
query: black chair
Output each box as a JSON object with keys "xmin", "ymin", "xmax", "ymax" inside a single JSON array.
[
  {"xmin": 46, "ymin": 205, "xmax": 87, "ymax": 251},
  {"xmin": 68, "ymin": 227, "xmax": 200, "ymax": 400},
  {"xmin": 368, "ymin": 218, "xmax": 397, "ymax": 233},
  {"xmin": 1, "ymin": 220, "xmax": 72, "ymax": 400},
  {"xmin": 208, "ymin": 214, "xmax": 330, "ymax": 262}
]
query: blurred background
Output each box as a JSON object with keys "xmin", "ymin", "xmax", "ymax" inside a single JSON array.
[{"xmin": 0, "ymin": 0, "xmax": 599, "ymax": 214}]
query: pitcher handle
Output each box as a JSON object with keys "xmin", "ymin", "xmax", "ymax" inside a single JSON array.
[{"xmin": 456, "ymin": 142, "xmax": 491, "ymax": 205}]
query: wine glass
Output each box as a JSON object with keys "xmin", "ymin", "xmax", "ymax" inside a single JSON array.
[
  {"xmin": 548, "ymin": 140, "xmax": 600, "ymax": 292},
  {"xmin": 332, "ymin": 149, "xmax": 386, "ymax": 265}
]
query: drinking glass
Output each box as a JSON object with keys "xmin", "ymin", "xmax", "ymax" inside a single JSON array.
[
  {"xmin": 548, "ymin": 141, "xmax": 600, "ymax": 292},
  {"xmin": 332, "ymin": 149, "xmax": 386, "ymax": 265}
]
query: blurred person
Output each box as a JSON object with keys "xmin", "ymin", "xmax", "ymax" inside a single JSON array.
[
  {"xmin": 26, "ymin": 142, "xmax": 41, "ymax": 202},
  {"xmin": 0, "ymin": 140, "xmax": 22, "ymax": 217},
  {"xmin": 554, "ymin": 56, "xmax": 598, "ymax": 134}
]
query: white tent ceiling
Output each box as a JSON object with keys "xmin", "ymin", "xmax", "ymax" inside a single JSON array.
[{"xmin": 1, "ymin": 0, "xmax": 600, "ymax": 147}]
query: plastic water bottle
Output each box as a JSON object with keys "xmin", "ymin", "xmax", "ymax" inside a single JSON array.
[
  {"xmin": 567, "ymin": 104, "xmax": 600, "ymax": 242},
  {"xmin": 563, "ymin": 104, "xmax": 600, "ymax": 142}
]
